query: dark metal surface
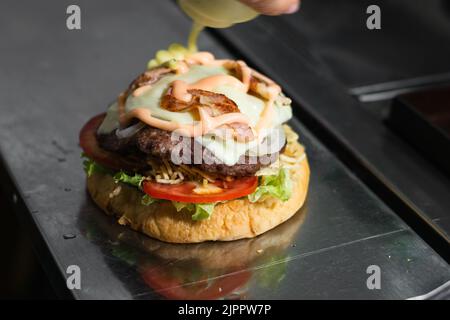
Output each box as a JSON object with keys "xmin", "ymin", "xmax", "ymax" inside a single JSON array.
[
  {"xmin": 0, "ymin": 0, "xmax": 449, "ymax": 299},
  {"xmin": 214, "ymin": 8, "xmax": 450, "ymax": 249},
  {"xmin": 276, "ymin": 0, "xmax": 450, "ymax": 91}
]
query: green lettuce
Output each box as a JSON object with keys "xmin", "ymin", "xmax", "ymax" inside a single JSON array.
[
  {"xmin": 172, "ymin": 201, "xmax": 193, "ymax": 212},
  {"xmin": 81, "ymin": 154, "xmax": 216, "ymax": 220},
  {"xmin": 248, "ymin": 168, "xmax": 292, "ymax": 203},
  {"xmin": 82, "ymin": 155, "xmax": 109, "ymax": 177},
  {"xmin": 141, "ymin": 194, "xmax": 158, "ymax": 206},
  {"xmin": 192, "ymin": 203, "xmax": 215, "ymax": 221},
  {"xmin": 171, "ymin": 201, "xmax": 216, "ymax": 221},
  {"xmin": 113, "ymin": 171, "xmax": 144, "ymax": 188},
  {"xmin": 82, "ymin": 154, "xmax": 144, "ymax": 187}
]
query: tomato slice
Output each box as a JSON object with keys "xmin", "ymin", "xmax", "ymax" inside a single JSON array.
[
  {"xmin": 142, "ymin": 177, "xmax": 258, "ymax": 203},
  {"xmin": 79, "ymin": 113, "xmax": 145, "ymax": 171}
]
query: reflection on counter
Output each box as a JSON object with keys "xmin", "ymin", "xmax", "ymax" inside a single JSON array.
[{"xmin": 80, "ymin": 202, "xmax": 308, "ymax": 299}]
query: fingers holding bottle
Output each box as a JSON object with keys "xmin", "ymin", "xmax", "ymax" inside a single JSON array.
[{"xmin": 239, "ymin": 0, "xmax": 300, "ymax": 16}]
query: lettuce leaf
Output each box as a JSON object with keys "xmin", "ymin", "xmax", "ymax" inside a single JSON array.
[
  {"xmin": 248, "ymin": 168, "xmax": 292, "ymax": 203},
  {"xmin": 82, "ymin": 154, "xmax": 144, "ymax": 187},
  {"xmin": 192, "ymin": 203, "xmax": 215, "ymax": 221},
  {"xmin": 141, "ymin": 194, "xmax": 157, "ymax": 206},
  {"xmin": 81, "ymin": 154, "xmax": 216, "ymax": 220},
  {"xmin": 113, "ymin": 171, "xmax": 144, "ymax": 188},
  {"xmin": 82, "ymin": 155, "xmax": 109, "ymax": 177},
  {"xmin": 171, "ymin": 201, "xmax": 215, "ymax": 221},
  {"xmin": 172, "ymin": 201, "xmax": 194, "ymax": 212}
]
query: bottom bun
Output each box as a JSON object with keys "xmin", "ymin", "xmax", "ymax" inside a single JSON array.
[{"xmin": 87, "ymin": 135, "xmax": 310, "ymax": 244}]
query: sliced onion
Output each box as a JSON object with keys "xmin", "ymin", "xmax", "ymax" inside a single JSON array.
[
  {"xmin": 246, "ymin": 126, "xmax": 286, "ymax": 157},
  {"xmin": 115, "ymin": 122, "xmax": 146, "ymax": 139}
]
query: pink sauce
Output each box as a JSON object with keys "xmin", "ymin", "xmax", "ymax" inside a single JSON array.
[
  {"xmin": 120, "ymin": 107, "xmax": 250, "ymax": 138},
  {"xmin": 171, "ymin": 75, "xmax": 247, "ymax": 102},
  {"xmin": 119, "ymin": 51, "xmax": 282, "ymax": 139},
  {"xmin": 132, "ymin": 84, "xmax": 153, "ymax": 97}
]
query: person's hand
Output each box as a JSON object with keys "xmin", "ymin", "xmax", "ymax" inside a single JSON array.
[{"xmin": 239, "ymin": 0, "xmax": 300, "ymax": 15}]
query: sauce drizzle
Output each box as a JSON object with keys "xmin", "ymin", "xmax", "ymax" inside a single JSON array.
[{"xmin": 118, "ymin": 51, "xmax": 281, "ymax": 140}]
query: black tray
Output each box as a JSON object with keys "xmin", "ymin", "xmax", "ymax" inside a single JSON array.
[{"xmin": 388, "ymin": 86, "xmax": 450, "ymax": 175}]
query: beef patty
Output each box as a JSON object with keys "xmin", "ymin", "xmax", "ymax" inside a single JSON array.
[{"xmin": 97, "ymin": 126, "xmax": 279, "ymax": 177}]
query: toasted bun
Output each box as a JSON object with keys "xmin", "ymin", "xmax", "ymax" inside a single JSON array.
[{"xmin": 86, "ymin": 126, "xmax": 310, "ymax": 243}]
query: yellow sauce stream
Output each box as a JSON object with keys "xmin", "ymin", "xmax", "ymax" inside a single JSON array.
[{"xmin": 187, "ymin": 22, "xmax": 204, "ymax": 52}]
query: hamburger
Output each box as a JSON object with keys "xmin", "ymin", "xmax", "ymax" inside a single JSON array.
[{"xmin": 79, "ymin": 43, "xmax": 310, "ymax": 243}]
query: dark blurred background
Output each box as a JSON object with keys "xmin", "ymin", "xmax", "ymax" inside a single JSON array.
[{"xmin": 0, "ymin": 191, "xmax": 56, "ymax": 298}]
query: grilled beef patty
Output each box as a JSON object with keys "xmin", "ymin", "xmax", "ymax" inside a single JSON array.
[{"xmin": 97, "ymin": 126, "xmax": 278, "ymax": 177}]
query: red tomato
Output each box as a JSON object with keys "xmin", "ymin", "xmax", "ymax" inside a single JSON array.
[
  {"xmin": 79, "ymin": 113, "xmax": 145, "ymax": 171},
  {"xmin": 142, "ymin": 177, "xmax": 257, "ymax": 203}
]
